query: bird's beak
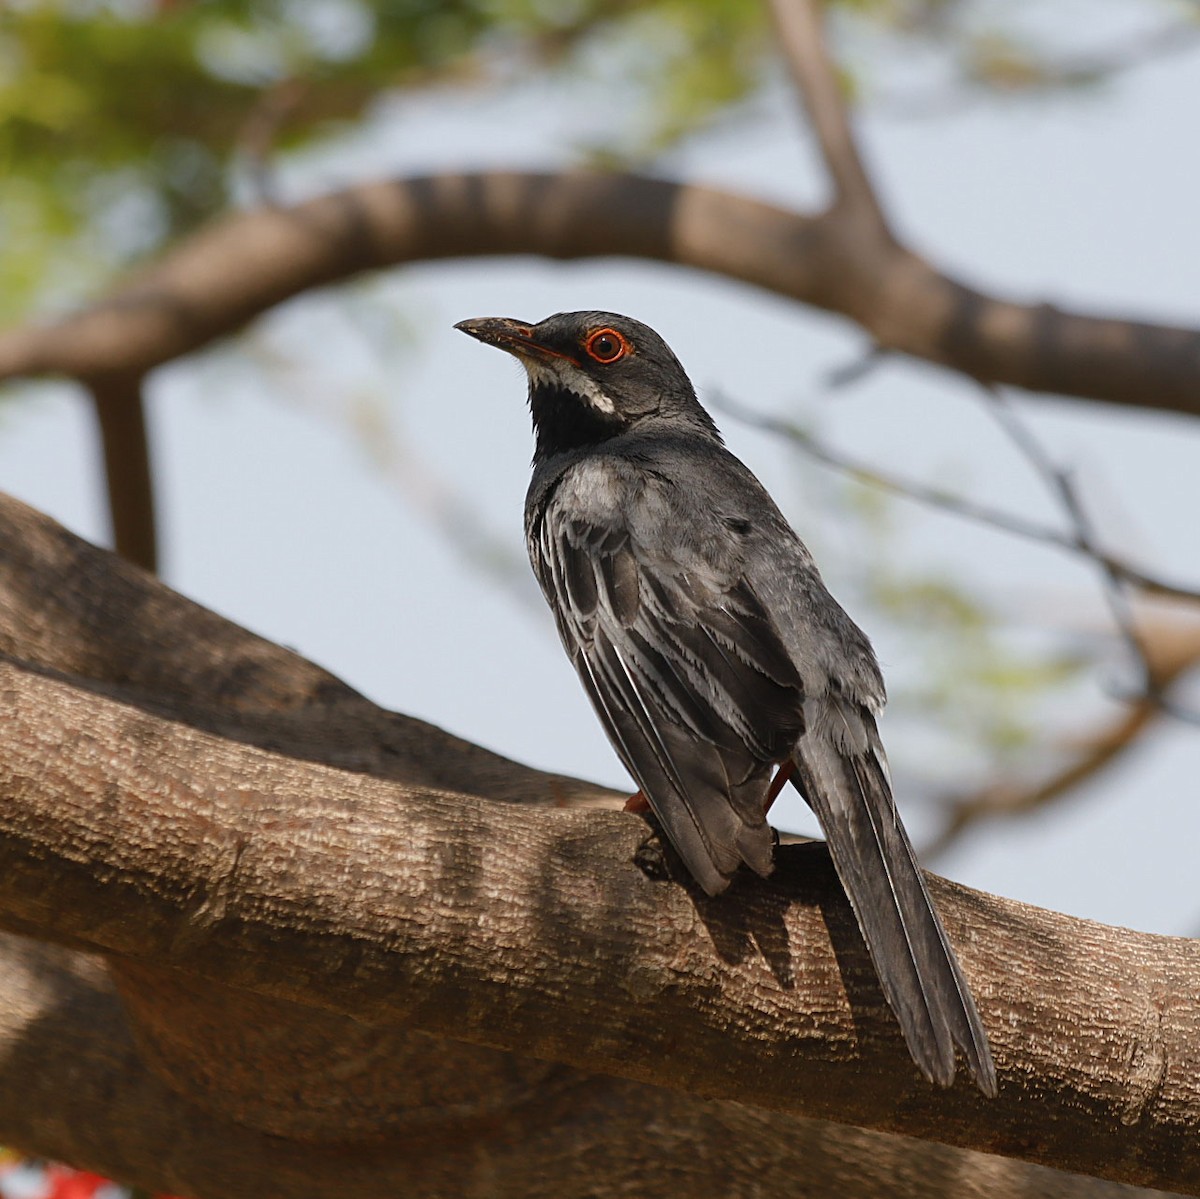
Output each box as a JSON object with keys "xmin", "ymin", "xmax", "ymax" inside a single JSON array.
[{"xmin": 454, "ymin": 317, "xmax": 577, "ymax": 365}]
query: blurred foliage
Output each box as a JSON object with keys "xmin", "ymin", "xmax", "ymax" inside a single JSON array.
[
  {"xmin": 868, "ymin": 568, "xmax": 1088, "ymax": 768},
  {"xmin": 0, "ymin": 0, "xmax": 772, "ymax": 320},
  {"xmin": 3, "ymin": 0, "xmax": 1192, "ymax": 322}
]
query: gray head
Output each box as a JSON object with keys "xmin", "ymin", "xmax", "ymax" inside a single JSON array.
[{"xmin": 455, "ymin": 310, "xmax": 721, "ymax": 461}]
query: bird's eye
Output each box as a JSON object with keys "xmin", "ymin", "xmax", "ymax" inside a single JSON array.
[{"xmin": 585, "ymin": 328, "xmax": 630, "ymax": 364}]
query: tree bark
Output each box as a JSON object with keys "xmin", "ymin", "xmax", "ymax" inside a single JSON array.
[
  {"xmin": 1, "ymin": 492, "xmax": 1198, "ymax": 1198},
  {"xmin": 1, "ymin": 935, "xmax": 1173, "ymax": 1199}
]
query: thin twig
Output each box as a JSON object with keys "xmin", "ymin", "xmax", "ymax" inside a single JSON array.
[
  {"xmin": 925, "ymin": 696, "xmax": 1159, "ymax": 861},
  {"xmin": 824, "ymin": 345, "xmax": 892, "ymax": 390},
  {"xmin": 883, "ymin": 19, "xmax": 1200, "ymax": 120},
  {"xmin": 972, "ymin": 383, "xmax": 1159, "ymax": 694},
  {"xmin": 709, "ymin": 389, "xmax": 1200, "ymax": 605},
  {"xmin": 767, "ymin": 0, "xmax": 892, "ymax": 230},
  {"xmin": 236, "ymin": 78, "xmax": 308, "ymax": 207},
  {"xmin": 925, "ymin": 618, "xmax": 1200, "ymax": 859},
  {"xmin": 722, "ymin": 369, "xmax": 1200, "ymax": 854}
]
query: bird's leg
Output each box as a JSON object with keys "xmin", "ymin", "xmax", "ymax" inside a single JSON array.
[
  {"xmin": 623, "ymin": 790, "xmax": 650, "ymax": 813},
  {"xmin": 764, "ymin": 759, "xmax": 795, "ymax": 813}
]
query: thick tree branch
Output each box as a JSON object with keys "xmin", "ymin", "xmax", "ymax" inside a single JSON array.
[
  {"xmin": 4, "ymin": 490, "xmax": 1179, "ymax": 1199},
  {"xmin": 3, "ymin": 653, "xmax": 1200, "ymax": 1191},
  {"xmin": 1, "ymin": 937, "xmax": 1170, "ymax": 1199},
  {"xmin": 0, "ymin": 492, "xmax": 615, "ymax": 808},
  {"xmin": 0, "ymin": 618, "xmax": 1198, "ymax": 1188},
  {"xmin": 0, "ymin": 172, "xmax": 1196, "ymax": 418}
]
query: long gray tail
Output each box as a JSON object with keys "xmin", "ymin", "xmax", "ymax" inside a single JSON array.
[{"xmin": 791, "ymin": 704, "xmax": 997, "ymax": 1096}]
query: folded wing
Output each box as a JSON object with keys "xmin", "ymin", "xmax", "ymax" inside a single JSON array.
[{"xmin": 530, "ymin": 508, "xmax": 805, "ymax": 895}]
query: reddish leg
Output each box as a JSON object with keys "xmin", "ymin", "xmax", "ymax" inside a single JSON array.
[
  {"xmin": 623, "ymin": 789, "xmax": 650, "ymax": 813},
  {"xmin": 764, "ymin": 759, "xmax": 795, "ymax": 813}
]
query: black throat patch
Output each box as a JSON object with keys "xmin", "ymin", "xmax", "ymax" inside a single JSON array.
[{"xmin": 530, "ymin": 381, "xmax": 627, "ymax": 462}]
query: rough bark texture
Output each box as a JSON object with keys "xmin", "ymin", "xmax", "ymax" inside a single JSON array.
[
  {"xmin": 2, "ymin": 936, "xmax": 1175, "ymax": 1199},
  {"xmin": 0, "ymin": 172, "xmax": 1197, "ymax": 419},
  {"xmin": 1, "ymin": 491, "xmax": 1198, "ymax": 1199}
]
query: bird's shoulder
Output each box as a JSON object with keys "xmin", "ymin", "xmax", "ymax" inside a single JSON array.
[
  {"xmin": 526, "ymin": 430, "xmax": 885, "ymax": 710},
  {"xmin": 527, "ymin": 431, "xmax": 790, "ymax": 559}
]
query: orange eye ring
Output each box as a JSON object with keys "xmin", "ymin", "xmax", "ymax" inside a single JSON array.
[{"xmin": 584, "ymin": 327, "xmax": 631, "ymax": 364}]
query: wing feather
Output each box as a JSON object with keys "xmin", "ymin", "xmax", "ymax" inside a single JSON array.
[{"xmin": 530, "ymin": 506, "xmax": 805, "ymax": 893}]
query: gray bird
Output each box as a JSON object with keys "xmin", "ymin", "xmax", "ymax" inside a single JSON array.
[{"xmin": 456, "ymin": 310, "xmax": 996, "ymax": 1096}]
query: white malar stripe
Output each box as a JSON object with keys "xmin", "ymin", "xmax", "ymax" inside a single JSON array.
[{"xmin": 523, "ymin": 358, "xmax": 616, "ymax": 414}]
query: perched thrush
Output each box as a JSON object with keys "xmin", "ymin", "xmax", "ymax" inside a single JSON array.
[{"xmin": 457, "ymin": 310, "xmax": 996, "ymax": 1096}]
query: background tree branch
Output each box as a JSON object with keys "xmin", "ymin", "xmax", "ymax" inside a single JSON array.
[
  {"xmin": 1, "ymin": 493, "xmax": 1199, "ymax": 1196},
  {"xmin": 711, "ymin": 389, "xmax": 1200, "ymax": 606},
  {"xmin": 925, "ymin": 610, "xmax": 1200, "ymax": 857},
  {"xmin": 769, "ymin": 0, "xmax": 893, "ymax": 230},
  {"xmin": 1, "ymin": 172, "xmax": 1197, "ymax": 421},
  {"xmin": 85, "ymin": 370, "xmax": 157, "ymax": 573}
]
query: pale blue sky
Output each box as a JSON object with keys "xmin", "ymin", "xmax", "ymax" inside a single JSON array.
[{"xmin": 3, "ymin": 14, "xmax": 1198, "ymax": 935}]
